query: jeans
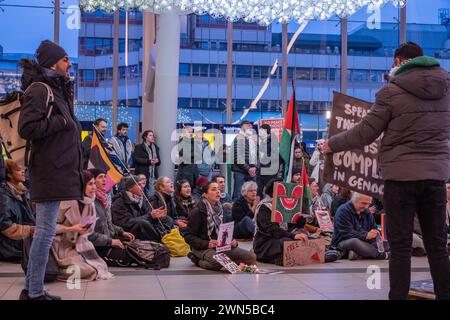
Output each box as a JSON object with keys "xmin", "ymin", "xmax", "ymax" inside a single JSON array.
[
  {"xmin": 384, "ymin": 180, "xmax": 450, "ymax": 300},
  {"xmin": 145, "ymin": 176, "xmax": 155, "ymax": 197},
  {"xmin": 233, "ymin": 171, "xmax": 255, "ymax": 201},
  {"xmin": 233, "ymin": 216, "xmax": 256, "ymax": 239},
  {"xmin": 25, "ymin": 201, "xmax": 60, "ymax": 298},
  {"xmin": 337, "ymin": 238, "xmax": 381, "ymax": 259}
]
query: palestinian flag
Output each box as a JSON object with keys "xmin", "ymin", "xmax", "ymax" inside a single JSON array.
[
  {"xmin": 88, "ymin": 126, "xmax": 123, "ymax": 192},
  {"xmin": 302, "ymin": 160, "xmax": 312, "ymax": 207},
  {"xmin": 279, "ymin": 81, "xmax": 300, "ymax": 181}
]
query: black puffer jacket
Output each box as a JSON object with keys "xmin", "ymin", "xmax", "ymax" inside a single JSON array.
[
  {"xmin": 18, "ymin": 59, "xmax": 83, "ymax": 202},
  {"xmin": 329, "ymin": 56, "xmax": 450, "ymax": 181}
]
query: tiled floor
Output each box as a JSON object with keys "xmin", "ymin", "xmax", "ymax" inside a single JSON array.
[{"xmin": 0, "ymin": 242, "xmax": 435, "ymax": 300}]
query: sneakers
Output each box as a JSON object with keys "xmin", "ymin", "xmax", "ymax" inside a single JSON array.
[
  {"xmin": 348, "ymin": 250, "xmax": 361, "ymax": 261},
  {"xmin": 187, "ymin": 252, "xmax": 200, "ymax": 266},
  {"xmin": 19, "ymin": 289, "xmax": 61, "ymax": 300},
  {"xmin": 325, "ymin": 249, "xmax": 341, "ymax": 263}
]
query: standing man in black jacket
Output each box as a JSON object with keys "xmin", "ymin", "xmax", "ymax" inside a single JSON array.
[
  {"xmin": 231, "ymin": 121, "xmax": 257, "ymax": 201},
  {"xmin": 18, "ymin": 40, "xmax": 84, "ymax": 300},
  {"xmin": 323, "ymin": 42, "xmax": 450, "ymax": 300}
]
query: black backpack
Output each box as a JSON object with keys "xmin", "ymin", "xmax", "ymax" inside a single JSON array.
[{"xmin": 125, "ymin": 239, "xmax": 170, "ymax": 270}]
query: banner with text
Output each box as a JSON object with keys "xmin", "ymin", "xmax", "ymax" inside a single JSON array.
[{"xmin": 324, "ymin": 92, "xmax": 384, "ymax": 199}]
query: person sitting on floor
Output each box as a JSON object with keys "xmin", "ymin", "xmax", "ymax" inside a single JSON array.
[
  {"xmin": 332, "ymin": 192, "xmax": 389, "ymax": 260},
  {"xmin": 184, "ymin": 181, "xmax": 257, "ymax": 271},
  {"xmin": 0, "ymin": 160, "xmax": 35, "ymax": 262},
  {"xmin": 174, "ymin": 179, "xmax": 196, "ymax": 221},
  {"xmin": 231, "ymin": 181, "xmax": 260, "ymax": 240},
  {"xmin": 87, "ymin": 168, "xmax": 136, "ymax": 266},
  {"xmin": 320, "ymin": 183, "xmax": 339, "ymax": 212},
  {"xmin": 150, "ymin": 176, "xmax": 187, "ymax": 231},
  {"xmin": 52, "ymin": 170, "xmax": 114, "ymax": 281},
  {"xmin": 253, "ymin": 179, "xmax": 309, "ymax": 265},
  {"xmin": 112, "ymin": 175, "xmax": 173, "ymax": 243},
  {"xmin": 191, "ymin": 175, "xmax": 209, "ymax": 201}
]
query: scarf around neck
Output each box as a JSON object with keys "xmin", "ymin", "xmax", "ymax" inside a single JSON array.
[
  {"xmin": 144, "ymin": 142, "xmax": 158, "ymax": 178},
  {"xmin": 96, "ymin": 188, "xmax": 109, "ymax": 209},
  {"xmin": 202, "ymin": 197, "xmax": 223, "ymax": 238}
]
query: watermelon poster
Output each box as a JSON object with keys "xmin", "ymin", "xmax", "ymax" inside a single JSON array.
[
  {"xmin": 283, "ymin": 239, "xmax": 326, "ymax": 267},
  {"xmin": 271, "ymin": 182, "xmax": 303, "ymax": 223}
]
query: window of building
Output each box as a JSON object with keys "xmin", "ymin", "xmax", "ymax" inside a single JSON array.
[
  {"xmin": 236, "ymin": 65, "xmax": 252, "ymax": 78},
  {"xmin": 312, "ymin": 68, "xmax": 328, "ymax": 80},
  {"xmin": 179, "ymin": 63, "xmax": 191, "ymax": 76}
]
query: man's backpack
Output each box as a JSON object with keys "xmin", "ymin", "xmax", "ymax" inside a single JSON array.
[
  {"xmin": 125, "ymin": 239, "xmax": 170, "ymax": 270},
  {"xmin": 0, "ymin": 82, "xmax": 54, "ymax": 166}
]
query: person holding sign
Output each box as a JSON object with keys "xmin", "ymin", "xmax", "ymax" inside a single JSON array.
[
  {"xmin": 253, "ymin": 179, "xmax": 308, "ymax": 265},
  {"xmin": 184, "ymin": 182, "xmax": 256, "ymax": 271},
  {"xmin": 324, "ymin": 42, "xmax": 450, "ymax": 300}
]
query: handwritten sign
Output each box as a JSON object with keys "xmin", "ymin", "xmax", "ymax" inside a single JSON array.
[
  {"xmin": 324, "ymin": 92, "xmax": 384, "ymax": 199},
  {"xmin": 283, "ymin": 239, "xmax": 326, "ymax": 267}
]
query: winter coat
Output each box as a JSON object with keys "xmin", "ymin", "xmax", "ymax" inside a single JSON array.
[
  {"xmin": 0, "ymin": 184, "xmax": 35, "ymax": 261},
  {"xmin": 174, "ymin": 195, "xmax": 195, "ymax": 220},
  {"xmin": 309, "ymin": 149, "xmax": 324, "ymax": 182},
  {"xmin": 88, "ymin": 198, "xmax": 125, "ymax": 247},
  {"xmin": 134, "ymin": 142, "xmax": 160, "ymax": 178},
  {"xmin": 253, "ymin": 201, "xmax": 295, "ymax": 263},
  {"xmin": 149, "ymin": 192, "xmax": 178, "ymax": 221},
  {"xmin": 231, "ymin": 196, "xmax": 254, "ymax": 223},
  {"xmin": 231, "ymin": 133, "xmax": 257, "ymax": 174},
  {"xmin": 176, "ymin": 137, "xmax": 199, "ymax": 188},
  {"xmin": 331, "ymin": 201, "xmax": 378, "ymax": 247},
  {"xmin": 109, "ymin": 135, "xmax": 133, "ymax": 172},
  {"xmin": 184, "ymin": 200, "xmax": 219, "ymax": 251},
  {"xmin": 320, "ymin": 184, "xmax": 336, "ymax": 211},
  {"xmin": 18, "ymin": 60, "xmax": 83, "ymax": 202},
  {"xmin": 111, "ymin": 191, "xmax": 157, "ymax": 231},
  {"xmin": 196, "ymin": 139, "xmax": 215, "ymax": 177},
  {"xmin": 329, "ymin": 56, "xmax": 450, "ymax": 181}
]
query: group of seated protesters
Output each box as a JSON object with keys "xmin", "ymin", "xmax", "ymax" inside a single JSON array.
[{"xmin": 1, "ymin": 158, "xmax": 450, "ymax": 279}]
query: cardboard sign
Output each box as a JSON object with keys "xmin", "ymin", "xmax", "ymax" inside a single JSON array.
[
  {"xmin": 259, "ymin": 118, "xmax": 285, "ymax": 142},
  {"xmin": 216, "ymin": 222, "xmax": 234, "ymax": 253},
  {"xmin": 315, "ymin": 210, "xmax": 333, "ymax": 233},
  {"xmin": 324, "ymin": 92, "xmax": 384, "ymax": 200},
  {"xmin": 283, "ymin": 239, "xmax": 326, "ymax": 267},
  {"xmin": 271, "ymin": 182, "xmax": 303, "ymax": 224}
]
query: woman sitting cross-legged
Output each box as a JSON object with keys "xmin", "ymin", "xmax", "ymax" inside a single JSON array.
[
  {"xmin": 0, "ymin": 160, "xmax": 35, "ymax": 262},
  {"xmin": 184, "ymin": 181, "xmax": 257, "ymax": 271},
  {"xmin": 174, "ymin": 179, "xmax": 196, "ymax": 221},
  {"xmin": 87, "ymin": 168, "xmax": 136, "ymax": 267},
  {"xmin": 253, "ymin": 178, "xmax": 308, "ymax": 265},
  {"xmin": 52, "ymin": 170, "xmax": 114, "ymax": 281},
  {"xmin": 231, "ymin": 181, "xmax": 259, "ymax": 240}
]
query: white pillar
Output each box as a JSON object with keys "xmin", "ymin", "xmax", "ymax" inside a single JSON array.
[
  {"xmin": 153, "ymin": 10, "xmax": 180, "ymax": 180},
  {"xmin": 142, "ymin": 12, "xmax": 156, "ymax": 141}
]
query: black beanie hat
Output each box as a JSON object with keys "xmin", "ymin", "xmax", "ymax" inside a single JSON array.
[
  {"xmin": 36, "ymin": 40, "xmax": 68, "ymax": 68},
  {"xmin": 87, "ymin": 168, "xmax": 107, "ymax": 179}
]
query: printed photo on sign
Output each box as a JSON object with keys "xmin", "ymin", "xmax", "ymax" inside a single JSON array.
[
  {"xmin": 314, "ymin": 210, "xmax": 333, "ymax": 233},
  {"xmin": 216, "ymin": 222, "xmax": 234, "ymax": 253},
  {"xmin": 271, "ymin": 182, "xmax": 303, "ymax": 223},
  {"xmin": 324, "ymin": 92, "xmax": 384, "ymax": 199},
  {"xmin": 213, "ymin": 253, "xmax": 241, "ymax": 273}
]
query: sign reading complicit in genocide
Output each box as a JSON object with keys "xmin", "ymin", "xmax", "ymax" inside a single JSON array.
[{"xmin": 324, "ymin": 92, "xmax": 384, "ymax": 199}]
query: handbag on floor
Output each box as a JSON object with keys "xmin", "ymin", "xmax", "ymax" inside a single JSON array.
[
  {"xmin": 125, "ymin": 239, "xmax": 170, "ymax": 270},
  {"xmin": 21, "ymin": 237, "xmax": 59, "ymax": 283}
]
